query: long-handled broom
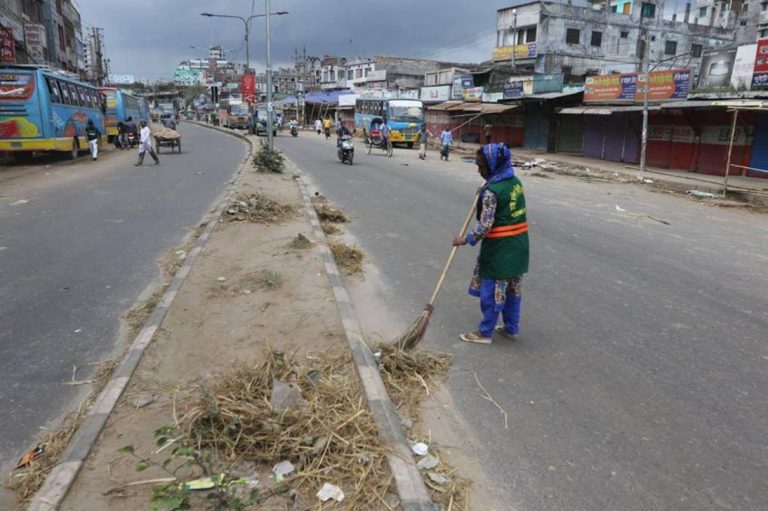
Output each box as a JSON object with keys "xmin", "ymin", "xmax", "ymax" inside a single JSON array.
[{"xmin": 395, "ymin": 193, "xmax": 478, "ymax": 351}]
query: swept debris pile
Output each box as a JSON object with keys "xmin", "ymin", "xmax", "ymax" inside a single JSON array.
[
  {"xmin": 287, "ymin": 233, "xmax": 312, "ymax": 249},
  {"xmin": 329, "ymin": 241, "xmax": 365, "ymax": 275},
  {"xmin": 225, "ymin": 193, "xmax": 296, "ymax": 224},
  {"xmin": 311, "ymin": 196, "xmax": 349, "ymax": 236},
  {"xmin": 173, "ymin": 350, "xmax": 392, "ymax": 509}
]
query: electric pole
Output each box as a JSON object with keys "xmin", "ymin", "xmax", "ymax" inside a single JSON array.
[{"xmin": 639, "ymin": 25, "xmax": 650, "ymax": 173}]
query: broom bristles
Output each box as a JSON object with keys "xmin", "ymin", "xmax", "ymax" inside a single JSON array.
[{"xmin": 394, "ymin": 307, "xmax": 433, "ymax": 351}]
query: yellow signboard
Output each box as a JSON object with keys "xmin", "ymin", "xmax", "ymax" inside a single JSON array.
[{"xmin": 493, "ymin": 43, "xmax": 537, "ymax": 61}]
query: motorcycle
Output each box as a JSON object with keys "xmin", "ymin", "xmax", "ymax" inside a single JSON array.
[
  {"xmin": 337, "ymin": 135, "xmax": 354, "ymax": 165},
  {"xmin": 126, "ymin": 130, "xmax": 139, "ymax": 149},
  {"xmin": 290, "ymin": 125, "xmax": 298, "ymax": 137}
]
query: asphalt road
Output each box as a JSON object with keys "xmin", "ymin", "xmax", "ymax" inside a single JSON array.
[
  {"xmin": 277, "ymin": 133, "xmax": 768, "ymax": 511},
  {"xmin": 0, "ymin": 124, "xmax": 245, "ymax": 470}
]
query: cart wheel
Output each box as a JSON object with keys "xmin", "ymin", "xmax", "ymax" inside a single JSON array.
[
  {"xmin": 178, "ymin": 140, "xmax": 181, "ymax": 153},
  {"xmin": 366, "ymin": 141, "xmax": 372, "ymax": 155},
  {"xmin": 387, "ymin": 141, "xmax": 394, "ymax": 157}
]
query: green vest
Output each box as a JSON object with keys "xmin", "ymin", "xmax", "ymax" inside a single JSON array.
[{"xmin": 478, "ymin": 177, "xmax": 530, "ymax": 279}]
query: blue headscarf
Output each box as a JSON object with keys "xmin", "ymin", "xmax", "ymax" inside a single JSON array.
[{"xmin": 481, "ymin": 143, "xmax": 515, "ymax": 185}]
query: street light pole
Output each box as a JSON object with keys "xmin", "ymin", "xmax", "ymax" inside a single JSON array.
[
  {"xmin": 639, "ymin": 26, "xmax": 650, "ymax": 173},
  {"xmin": 266, "ymin": 0, "xmax": 274, "ymax": 150}
]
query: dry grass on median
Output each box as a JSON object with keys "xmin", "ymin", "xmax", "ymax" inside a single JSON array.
[
  {"xmin": 7, "ymin": 358, "xmax": 118, "ymax": 502},
  {"xmin": 224, "ymin": 193, "xmax": 297, "ymax": 224},
  {"xmin": 329, "ymin": 241, "xmax": 365, "ymax": 275}
]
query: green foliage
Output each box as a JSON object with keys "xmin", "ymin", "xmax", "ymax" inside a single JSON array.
[
  {"xmin": 115, "ymin": 424, "xmax": 259, "ymax": 510},
  {"xmin": 252, "ymin": 142, "xmax": 285, "ymax": 173}
]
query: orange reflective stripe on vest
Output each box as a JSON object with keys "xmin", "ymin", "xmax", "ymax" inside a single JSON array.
[{"xmin": 486, "ymin": 222, "xmax": 529, "ymax": 239}]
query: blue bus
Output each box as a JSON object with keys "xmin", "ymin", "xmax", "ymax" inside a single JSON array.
[
  {"xmin": 0, "ymin": 65, "xmax": 106, "ymax": 160},
  {"xmin": 354, "ymin": 97, "xmax": 424, "ymax": 147},
  {"xmin": 100, "ymin": 87, "xmax": 149, "ymax": 142}
]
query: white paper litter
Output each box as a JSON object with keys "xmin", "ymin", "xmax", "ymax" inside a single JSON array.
[
  {"xmin": 272, "ymin": 460, "xmax": 295, "ymax": 482},
  {"xmin": 615, "ymin": 205, "xmax": 626, "ymax": 212},
  {"xmin": 411, "ymin": 442, "xmax": 429, "ymax": 456},
  {"xmin": 316, "ymin": 482, "xmax": 345, "ymax": 502}
]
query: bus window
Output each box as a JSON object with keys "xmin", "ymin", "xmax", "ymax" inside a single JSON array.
[
  {"xmin": 46, "ymin": 77, "xmax": 62, "ymax": 104},
  {"xmin": 65, "ymin": 83, "xmax": 79, "ymax": 106},
  {"xmin": 76, "ymin": 87, "xmax": 87, "ymax": 107},
  {"xmin": 58, "ymin": 81, "xmax": 71, "ymax": 105}
]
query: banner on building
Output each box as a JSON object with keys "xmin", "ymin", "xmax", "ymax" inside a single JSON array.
[
  {"xmin": 584, "ymin": 69, "xmax": 689, "ymax": 102},
  {"xmin": 751, "ymin": 38, "xmax": 768, "ymax": 90},
  {"xmin": 241, "ymin": 74, "xmax": 256, "ymax": 102},
  {"xmin": 0, "ymin": 27, "xmax": 15, "ymax": 63},
  {"xmin": 462, "ymin": 86, "xmax": 484, "ymax": 101},
  {"xmin": 24, "ymin": 24, "xmax": 45, "ymax": 64},
  {"xmin": 533, "ymin": 73, "xmax": 564, "ymax": 93},
  {"xmin": 452, "ymin": 74, "xmax": 474, "ymax": 100},
  {"xmin": 420, "ymin": 85, "xmax": 451, "ymax": 102},
  {"xmin": 731, "ymin": 44, "xmax": 756, "ymax": 89},
  {"xmin": 492, "ymin": 43, "xmax": 537, "ymax": 61},
  {"xmin": 109, "ymin": 74, "xmax": 135, "ymax": 85},
  {"xmin": 699, "ymin": 48, "xmax": 737, "ymax": 89},
  {"xmin": 503, "ymin": 81, "xmax": 524, "ymax": 99}
]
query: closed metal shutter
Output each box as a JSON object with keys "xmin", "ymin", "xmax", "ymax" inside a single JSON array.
[
  {"xmin": 749, "ymin": 113, "xmax": 768, "ymax": 178},
  {"xmin": 524, "ymin": 105, "xmax": 549, "ymax": 151},
  {"xmin": 557, "ymin": 115, "xmax": 584, "ymax": 155}
]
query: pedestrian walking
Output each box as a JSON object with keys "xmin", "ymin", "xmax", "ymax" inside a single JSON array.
[
  {"xmin": 418, "ymin": 125, "xmax": 433, "ymax": 160},
  {"xmin": 439, "ymin": 128, "xmax": 453, "ymax": 161},
  {"xmin": 85, "ymin": 120, "xmax": 101, "ymax": 161},
  {"xmin": 452, "ymin": 143, "xmax": 529, "ymax": 345},
  {"xmin": 322, "ymin": 116, "xmax": 332, "ymax": 139},
  {"xmin": 315, "ymin": 118, "xmax": 322, "ymax": 134},
  {"xmin": 483, "ymin": 121, "xmax": 493, "ymax": 144},
  {"xmin": 134, "ymin": 120, "xmax": 159, "ymax": 166}
]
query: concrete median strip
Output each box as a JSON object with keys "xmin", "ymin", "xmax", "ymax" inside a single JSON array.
[{"xmin": 27, "ymin": 122, "xmax": 434, "ymax": 510}]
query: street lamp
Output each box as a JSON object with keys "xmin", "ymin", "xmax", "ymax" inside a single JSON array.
[{"xmin": 200, "ymin": 10, "xmax": 288, "ymax": 75}]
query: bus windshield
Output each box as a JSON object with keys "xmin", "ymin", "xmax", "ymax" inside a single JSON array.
[
  {"xmin": 230, "ymin": 104, "xmax": 249, "ymax": 115},
  {"xmin": 0, "ymin": 72, "xmax": 34, "ymax": 100},
  {"xmin": 389, "ymin": 101, "xmax": 423, "ymax": 122}
]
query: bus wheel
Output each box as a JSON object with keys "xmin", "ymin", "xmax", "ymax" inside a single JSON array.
[
  {"xmin": 70, "ymin": 138, "xmax": 79, "ymax": 160},
  {"xmin": 407, "ymin": 142, "xmax": 413, "ymax": 149},
  {"xmin": 12, "ymin": 152, "xmax": 33, "ymax": 163}
]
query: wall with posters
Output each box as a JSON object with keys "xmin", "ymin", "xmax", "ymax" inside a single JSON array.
[
  {"xmin": 420, "ymin": 85, "xmax": 451, "ymax": 103},
  {"xmin": 584, "ymin": 70, "xmax": 690, "ymax": 102},
  {"xmin": 731, "ymin": 44, "xmax": 756, "ymax": 89}
]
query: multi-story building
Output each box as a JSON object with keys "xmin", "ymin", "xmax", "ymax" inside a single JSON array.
[
  {"xmin": 318, "ymin": 55, "xmax": 456, "ymax": 92},
  {"xmin": 494, "ymin": 0, "xmax": 735, "ymax": 82}
]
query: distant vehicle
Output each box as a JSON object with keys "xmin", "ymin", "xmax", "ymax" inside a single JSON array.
[
  {"xmin": 221, "ymin": 101, "xmax": 250, "ymax": 129},
  {"xmin": 355, "ymin": 98, "xmax": 423, "ymax": 148},
  {"xmin": 250, "ymin": 107, "xmax": 277, "ymax": 137},
  {"xmin": 99, "ymin": 87, "xmax": 149, "ymax": 142},
  {"xmin": 0, "ymin": 64, "xmax": 106, "ymax": 160}
]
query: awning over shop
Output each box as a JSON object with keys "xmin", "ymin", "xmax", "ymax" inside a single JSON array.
[
  {"xmin": 559, "ymin": 105, "xmax": 661, "ymax": 115},
  {"xmin": 460, "ymin": 103, "xmax": 519, "ymax": 114},
  {"xmin": 661, "ymin": 99, "xmax": 768, "ymax": 110},
  {"xmin": 427, "ymin": 101, "xmax": 463, "ymax": 111},
  {"xmin": 523, "ymin": 90, "xmax": 584, "ymax": 101}
]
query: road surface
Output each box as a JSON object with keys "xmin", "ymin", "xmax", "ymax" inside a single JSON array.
[
  {"xmin": 0, "ymin": 124, "xmax": 245, "ymax": 470},
  {"xmin": 277, "ymin": 133, "xmax": 768, "ymax": 511}
]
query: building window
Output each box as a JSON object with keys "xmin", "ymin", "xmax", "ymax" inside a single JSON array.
[
  {"xmin": 692, "ymin": 44, "xmax": 702, "ymax": 57},
  {"xmin": 620, "ymin": 31, "xmax": 629, "ymax": 38},
  {"xmin": 58, "ymin": 25, "xmax": 65, "ymax": 52},
  {"xmin": 56, "ymin": 0, "xmax": 63, "ymax": 15},
  {"xmin": 741, "ymin": 3, "xmax": 749, "ymax": 11},
  {"xmin": 591, "ymin": 31, "xmax": 603, "ymax": 47},
  {"xmin": 347, "ymin": 69, "xmax": 353, "ymax": 80},
  {"xmin": 665, "ymin": 40, "xmax": 677, "ymax": 55},
  {"xmin": 641, "ymin": 2, "xmax": 656, "ymax": 17},
  {"xmin": 566, "ymin": 28, "xmax": 580, "ymax": 45},
  {"xmin": 762, "ymin": 1, "xmax": 768, "ymax": 11},
  {"xmin": 526, "ymin": 27, "xmax": 537, "ymax": 42},
  {"xmin": 740, "ymin": 19, "xmax": 748, "ymax": 25},
  {"xmin": 365, "ymin": 68, "xmax": 371, "ymax": 77},
  {"xmin": 611, "ymin": 5, "xmax": 618, "ymax": 12},
  {"xmin": 517, "ymin": 31, "xmax": 525, "ymax": 44},
  {"xmin": 355, "ymin": 68, "xmax": 362, "ymax": 79},
  {"xmin": 699, "ymin": 6, "xmax": 707, "ymax": 16}
]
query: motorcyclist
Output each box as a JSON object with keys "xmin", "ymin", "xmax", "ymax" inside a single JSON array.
[
  {"xmin": 125, "ymin": 116, "xmax": 138, "ymax": 148},
  {"xmin": 289, "ymin": 118, "xmax": 299, "ymax": 135},
  {"xmin": 336, "ymin": 124, "xmax": 352, "ymax": 147}
]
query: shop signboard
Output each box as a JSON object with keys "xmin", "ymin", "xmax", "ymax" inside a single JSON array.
[
  {"xmin": 584, "ymin": 69, "xmax": 689, "ymax": 102},
  {"xmin": 492, "ymin": 42, "xmax": 537, "ymax": 61},
  {"xmin": 452, "ymin": 74, "xmax": 474, "ymax": 100},
  {"xmin": 533, "ymin": 73, "xmax": 564, "ymax": 93},
  {"xmin": 731, "ymin": 44, "xmax": 756, "ymax": 89},
  {"xmin": 0, "ymin": 27, "xmax": 15, "ymax": 63},
  {"xmin": 503, "ymin": 80, "xmax": 524, "ymax": 99},
  {"xmin": 751, "ymin": 38, "xmax": 768, "ymax": 90},
  {"xmin": 699, "ymin": 48, "xmax": 737, "ymax": 89},
  {"xmin": 420, "ymin": 85, "xmax": 451, "ymax": 102},
  {"xmin": 241, "ymin": 74, "xmax": 256, "ymax": 102},
  {"xmin": 24, "ymin": 24, "xmax": 45, "ymax": 64},
  {"xmin": 462, "ymin": 86, "xmax": 484, "ymax": 101}
]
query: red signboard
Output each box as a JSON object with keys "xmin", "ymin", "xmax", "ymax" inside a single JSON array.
[
  {"xmin": 752, "ymin": 38, "xmax": 768, "ymax": 90},
  {"xmin": 584, "ymin": 69, "xmax": 690, "ymax": 102},
  {"xmin": 0, "ymin": 27, "xmax": 15, "ymax": 63},
  {"xmin": 241, "ymin": 74, "xmax": 256, "ymax": 103}
]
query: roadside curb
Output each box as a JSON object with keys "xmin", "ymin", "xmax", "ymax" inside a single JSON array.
[
  {"xmin": 27, "ymin": 125, "xmax": 253, "ymax": 511},
  {"xmin": 291, "ymin": 167, "xmax": 435, "ymax": 511}
]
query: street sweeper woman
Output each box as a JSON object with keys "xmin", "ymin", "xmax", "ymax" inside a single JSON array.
[{"xmin": 452, "ymin": 143, "xmax": 530, "ymax": 345}]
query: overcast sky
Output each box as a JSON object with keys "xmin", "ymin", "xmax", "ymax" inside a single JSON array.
[{"xmin": 76, "ymin": 0, "xmax": 517, "ymax": 82}]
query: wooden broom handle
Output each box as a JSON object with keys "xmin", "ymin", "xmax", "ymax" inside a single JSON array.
[{"xmin": 427, "ymin": 192, "xmax": 479, "ymax": 307}]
